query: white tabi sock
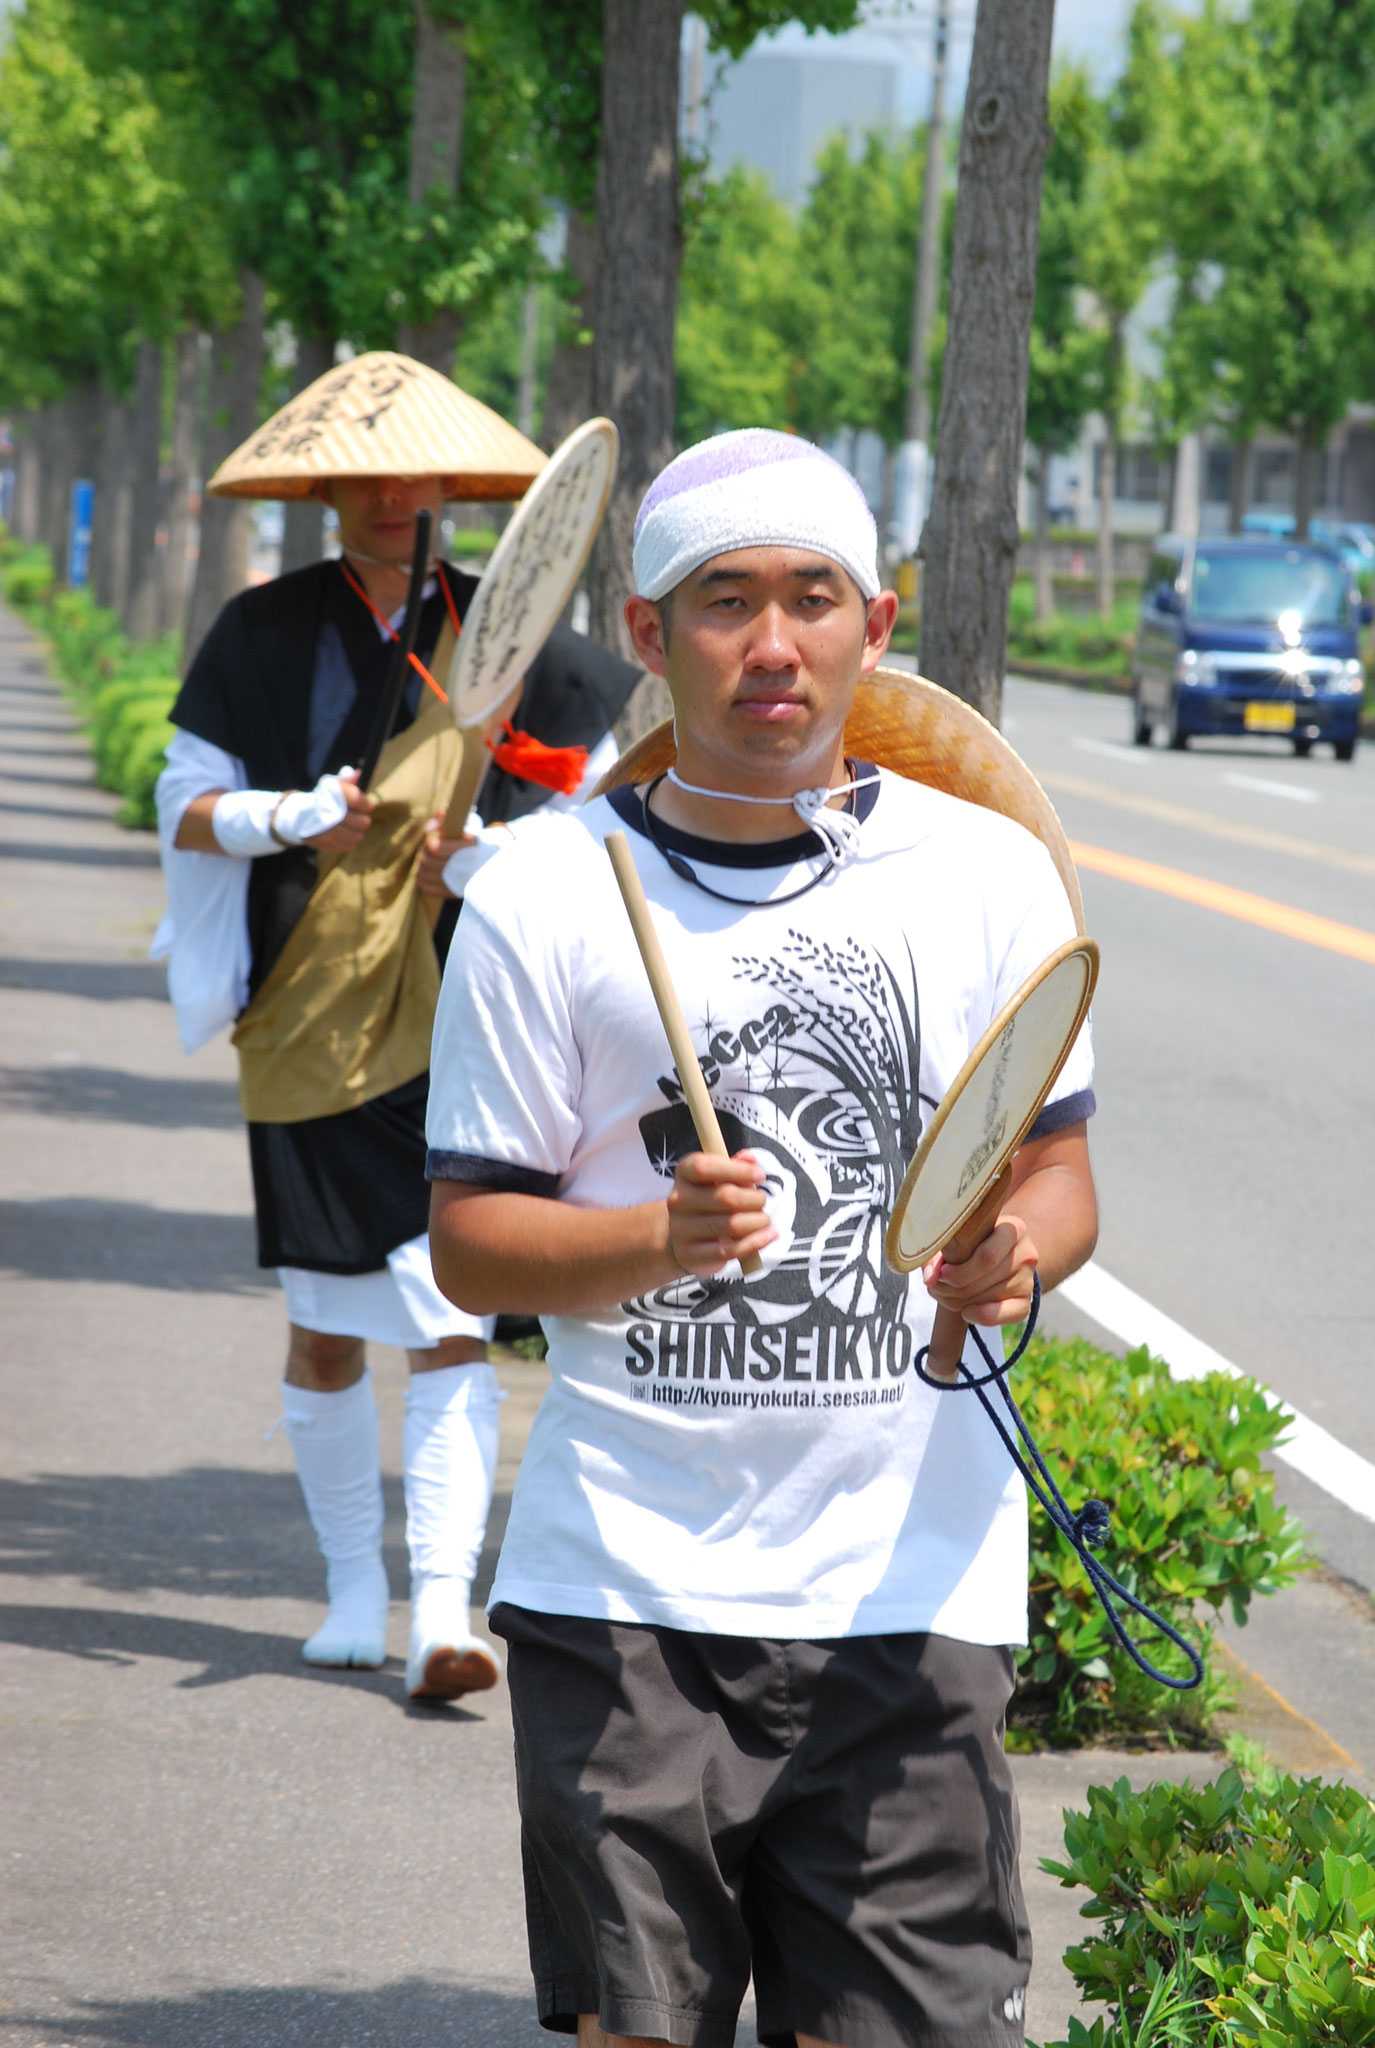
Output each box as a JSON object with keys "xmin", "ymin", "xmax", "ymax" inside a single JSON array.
[
  {"xmin": 282, "ymin": 1373, "xmax": 390, "ymax": 1669},
  {"xmin": 403, "ymin": 1361, "xmax": 502, "ymax": 1695}
]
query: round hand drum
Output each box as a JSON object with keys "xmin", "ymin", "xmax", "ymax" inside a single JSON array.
[
  {"xmin": 885, "ymin": 936, "xmax": 1099, "ymax": 1374},
  {"xmin": 438, "ymin": 417, "xmax": 618, "ymax": 832}
]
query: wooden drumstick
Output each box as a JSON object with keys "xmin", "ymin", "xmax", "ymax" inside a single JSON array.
[
  {"xmin": 605, "ymin": 830, "xmax": 764, "ymax": 1280},
  {"xmin": 926, "ymin": 1163, "xmax": 1013, "ymax": 1382}
]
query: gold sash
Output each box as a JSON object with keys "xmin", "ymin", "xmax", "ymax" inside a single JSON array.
[{"xmin": 232, "ymin": 685, "xmax": 460, "ymax": 1124}]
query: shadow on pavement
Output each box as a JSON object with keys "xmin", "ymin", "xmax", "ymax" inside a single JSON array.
[
  {"xmin": 0, "ymin": 1065, "xmax": 241, "ymax": 1130},
  {"xmin": 0, "ymin": 1980, "xmax": 546, "ymax": 2048},
  {"xmin": 0, "ymin": 1199, "xmax": 266, "ymax": 1291},
  {"xmin": 0, "ymin": 959, "xmax": 168, "ymax": 1000},
  {"xmin": 0, "ymin": 1601, "xmax": 419, "ymax": 1694},
  {"xmin": 0, "ymin": 1469, "xmax": 331, "ymax": 1599},
  {"xmin": 0, "ymin": 799, "xmax": 121, "ymax": 825},
  {"xmin": 0, "ymin": 838, "xmax": 159, "ymax": 867},
  {"xmin": 1, "ymin": 769, "xmax": 100, "ymax": 792}
]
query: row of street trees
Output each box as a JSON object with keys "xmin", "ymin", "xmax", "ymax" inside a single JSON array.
[
  {"xmin": 668, "ymin": 0, "xmax": 1375, "ymax": 628},
  {"xmin": 0, "ymin": 0, "xmax": 864, "ymax": 699}
]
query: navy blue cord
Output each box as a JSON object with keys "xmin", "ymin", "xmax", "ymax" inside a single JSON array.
[{"xmin": 916, "ymin": 1277, "xmax": 1204, "ymax": 1691}]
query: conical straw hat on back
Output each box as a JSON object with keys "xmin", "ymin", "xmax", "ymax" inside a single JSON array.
[
  {"xmin": 594, "ymin": 665, "xmax": 1084, "ymax": 929},
  {"xmin": 208, "ymin": 350, "xmax": 546, "ymax": 502}
]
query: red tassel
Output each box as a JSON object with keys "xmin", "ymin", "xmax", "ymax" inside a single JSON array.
[{"xmin": 487, "ymin": 722, "xmax": 588, "ymax": 796}]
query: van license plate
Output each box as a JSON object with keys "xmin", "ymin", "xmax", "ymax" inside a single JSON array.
[{"xmin": 1244, "ymin": 701, "xmax": 1295, "ymax": 732}]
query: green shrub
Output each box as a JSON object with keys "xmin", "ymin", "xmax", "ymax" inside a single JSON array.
[
  {"xmin": 1004, "ymin": 575, "xmax": 1136, "ymax": 677},
  {"xmin": 1, "ymin": 544, "xmax": 56, "ymax": 609},
  {"xmin": 1034, "ymin": 1767, "xmax": 1375, "ymax": 2046},
  {"xmin": 448, "ymin": 528, "xmax": 498, "ymax": 559},
  {"xmin": 1010, "ymin": 1335, "xmax": 1309, "ymax": 1746},
  {"xmin": 3, "ymin": 567, "xmax": 182, "ymax": 828},
  {"xmin": 114, "ymin": 713, "xmax": 178, "ymax": 829}
]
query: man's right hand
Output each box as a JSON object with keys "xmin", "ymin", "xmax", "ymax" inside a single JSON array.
[
  {"xmin": 666, "ymin": 1151, "xmax": 776, "ymax": 1275},
  {"xmin": 306, "ymin": 768, "xmax": 375, "ymax": 852}
]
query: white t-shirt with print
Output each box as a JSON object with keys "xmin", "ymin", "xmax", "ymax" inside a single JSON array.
[{"xmin": 426, "ymin": 767, "xmax": 1094, "ymax": 1646}]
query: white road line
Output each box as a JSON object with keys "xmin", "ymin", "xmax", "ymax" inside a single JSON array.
[
  {"xmin": 1073, "ymin": 736, "xmax": 1152, "ymax": 764},
  {"xmin": 1224, "ymin": 772, "xmax": 1320, "ymax": 804},
  {"xmin": 1058, "ymin": 1261, "xmax": 1375, "ymax": 1525}
]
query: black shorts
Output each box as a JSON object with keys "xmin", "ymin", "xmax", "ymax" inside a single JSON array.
[{"xmin": 490, "ymin": 1605, "xmax": 1031, "ymax": 2048}]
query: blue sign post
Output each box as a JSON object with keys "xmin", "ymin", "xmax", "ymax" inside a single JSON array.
[{"xmin": 68, "ymin": 478, "xmax": 95, "ymax": 589}]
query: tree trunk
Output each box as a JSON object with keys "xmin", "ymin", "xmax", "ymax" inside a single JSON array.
[
  {"xmin": 92, "ymin": 386, "xmax": 135, "ymax": 612},
  {"xmin": 1292, "ymin": 425, "xmax": 1319, "ymax": 539},
  {"xmin": 279, "ymin": 332, "xmax": 336, "ymax": 575},
  {"xmin": 12, "ymin": 413, "xmax": 41, "ymax": 544},
  {"xmin": 183, "ymin": 273, "xmax": 267, "ymax": 673},
  {"xmin": 42, "ymin": 386, "xmax": 101, "ymax": 584},
  {"xmin": 516, "ymin": 283, "xmax": 540, "ymax": 441},
  {"xmin": 123, "ymin": 339, "xmax": 165, "ymax": 638},
  {"xmin": 1033, "ymin": 445, "xmax": 1053, "ymax": 622},
  {"xmin": 1096, "ymin": 416, "xmax": 1117, "ymax": 621},
  {"xmin": 588, "ymin": 0, "xmax": 686, "ymax": 733},
  {"xmin": 917, "ymin": 0, "xmax": 1054, "ymax": 726},
  {"xmin": 39, "ymin": 404, "xmax": 68, "ymax": 570},
  {"xmin": 1227, "ymin": 434, "xmax": 1253, "ymax": 534},
  {"xmin": 159, "ymin": 330, "xmax": 203, "ymax": 635},
  {"xmin": 542, "ymin": 207, "xmax": 597, "ymax": 454},
  {"xmin": 397, "ymin": 1, "xmax": 467, "ymax": 376}
]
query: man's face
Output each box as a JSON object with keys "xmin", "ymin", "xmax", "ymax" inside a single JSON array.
[
  {"xmin": 320, "ymin": 475, "xmax": 446, "ymax": 565},
  {"xmin": 625, "ymin": 547, "xmax": 897, "ymax": 788}
]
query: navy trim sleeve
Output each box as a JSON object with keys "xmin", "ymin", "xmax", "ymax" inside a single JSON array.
[
  {"xmin": 425, "ymin": 1150, "xmax": 562, "ymax": 1197},
  {"xmin": 1025, "ymin": 1087, "xmax": 1096, "ymax": 1141}
]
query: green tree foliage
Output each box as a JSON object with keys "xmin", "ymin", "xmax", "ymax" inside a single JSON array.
[
  {"xmin": 67, "ymin": 0, "xmax": 546, "ymax": 351},
  {"xmin": 676, "ymin": 167, "xmax": 800, "ymax": 443},
  {"xmin": 1025, "ymin": 65, "xmax": 1099, "ymax": 462},
  {"xmin": 674, "ymin": 130, "xmax": 925, "ymax": 450},
  {"xmin": 0, "ymin": 0, "xmax": 236, "ymax": 408},
  {"xmin": 792, "ymin": 130, "xmax": 925, "ymax": 450}
]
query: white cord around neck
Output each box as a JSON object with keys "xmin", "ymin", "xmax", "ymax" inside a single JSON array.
[{"xmin": 665, "ymin": 765, "xmax": 879, "ymax": 869}]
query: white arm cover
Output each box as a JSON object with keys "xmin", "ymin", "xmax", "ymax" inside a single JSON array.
[
  {"xmin": 438, "ymin": 731, "xmax": 620, "ymax": 899},
  {"xmin": 151, "ymin": 731, "xmax": 252, "ymax": 1053},
  {"xmin": 210, "ymin": 773, "xmax": 350, "ymax": 856},
  {"xmin": 441, "ymin": 815, "xmax": 512, "ymax": 899}
]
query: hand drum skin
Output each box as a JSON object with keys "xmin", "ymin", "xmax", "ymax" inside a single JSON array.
[
  {"xmin": 885, "ymin": 937, "xmax": 1099, "ymax": 1377},
  {"xmin": 439, "ymin": 418, "xmax": 618, "ymax": 836}
]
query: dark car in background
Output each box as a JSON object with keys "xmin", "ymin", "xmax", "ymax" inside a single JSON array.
[{"xmin": 1132, "ymin": 536, "xmax": 1368, "ymax": 760}]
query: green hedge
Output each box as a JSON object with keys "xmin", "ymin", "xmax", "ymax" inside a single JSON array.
[
  {"xmin": 1, "ymin": 534, "xmax": 179, "ymax": 828},
  {"xmin": 1010, "ymin": 1334, "xmax": 1308, "ymax": 1747},
  {"xmin": 1034, "ymin": 1766, "xmax": 1375, "ymax": 2046},
  {"xmin": 1006, "ymin": 577, "xmax": 1137, "ymax": 677}
]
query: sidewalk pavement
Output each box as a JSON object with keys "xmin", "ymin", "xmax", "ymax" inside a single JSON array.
[{"xmin": 1, "ymin": 602, "xmax": 1369, "ymax": 2048}]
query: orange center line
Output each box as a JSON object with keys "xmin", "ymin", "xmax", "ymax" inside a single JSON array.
[{"xmin": 1068, "ymin": 841, "xmax": 1375, "ymax": 966}]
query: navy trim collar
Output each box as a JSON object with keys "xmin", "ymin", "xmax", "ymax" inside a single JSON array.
[{"xmin": 607, "ymin": 760, "xmax": 881, "ymax": 871}]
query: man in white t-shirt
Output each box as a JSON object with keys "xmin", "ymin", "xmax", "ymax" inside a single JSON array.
[{"xmin": 426, "ymin": 429, "xmax": 1098, "ymax": 2048}]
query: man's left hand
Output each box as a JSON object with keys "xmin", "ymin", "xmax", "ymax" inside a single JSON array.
[
  {"xmin": 923, "ymin": 1213, "xmax": 1039, "ymax": 1328},
  {"xmin": 416, "ymin": 814, "xmax": 472, "ymax": 898}
]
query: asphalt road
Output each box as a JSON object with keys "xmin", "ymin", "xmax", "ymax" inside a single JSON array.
[
  {"xmin": 1, "ymin": 614, "xmax": 1370, "ymax": 2048},
  {"xmin": 998, "ymin": 677, "xmax": 1375, "ymax": 1598}
]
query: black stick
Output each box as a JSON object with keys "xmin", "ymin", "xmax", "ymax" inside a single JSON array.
[{"xmin": 356, "ymin": 507, "xmax": 433, "ymax": 793}]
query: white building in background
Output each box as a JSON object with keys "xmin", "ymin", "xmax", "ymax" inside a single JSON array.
[{"xmin": 700, "ymin": 45, "xmax": 897, "ymax": 208}]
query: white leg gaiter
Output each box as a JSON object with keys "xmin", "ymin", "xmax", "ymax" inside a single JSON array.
[
  {"xmin": 403, "ymin": 1361, "xmax": 502, "ymax": 1696},
  {"xmin": 282, "ymin": 1373, "xmax": 390, "ymax": 1669}
]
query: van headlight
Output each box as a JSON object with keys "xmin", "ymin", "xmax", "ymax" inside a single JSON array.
[
  {"xmin": 1332, "ymin": 659, "xmax": 1365, "ymax": 695},
  {"xmin": 1174, "ymin": 651, "xmax": 1216, "ymax": 685}
]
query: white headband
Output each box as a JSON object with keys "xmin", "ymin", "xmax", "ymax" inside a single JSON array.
[{"xmin": 632, "ymin": 429, "xmax": 880, "ymax": 603}]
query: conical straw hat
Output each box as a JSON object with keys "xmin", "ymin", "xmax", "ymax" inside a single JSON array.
[
  {"xmin": 594, "ymin": 664, "xmax": 1084, "ymax": 929},
  {"xmin": 208, "ymin": 350, "xmax": 547, "ymax": 502}
]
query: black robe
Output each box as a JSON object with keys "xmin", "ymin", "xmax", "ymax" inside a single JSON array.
[{"xmin": 172, "ymin": 557, "xmax": 638, "ymax": 1274}]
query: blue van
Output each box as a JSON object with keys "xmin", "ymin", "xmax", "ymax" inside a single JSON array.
[{"xmin": 1132, "ymin": 535, "xmax": 1368, "ymax": 760}]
